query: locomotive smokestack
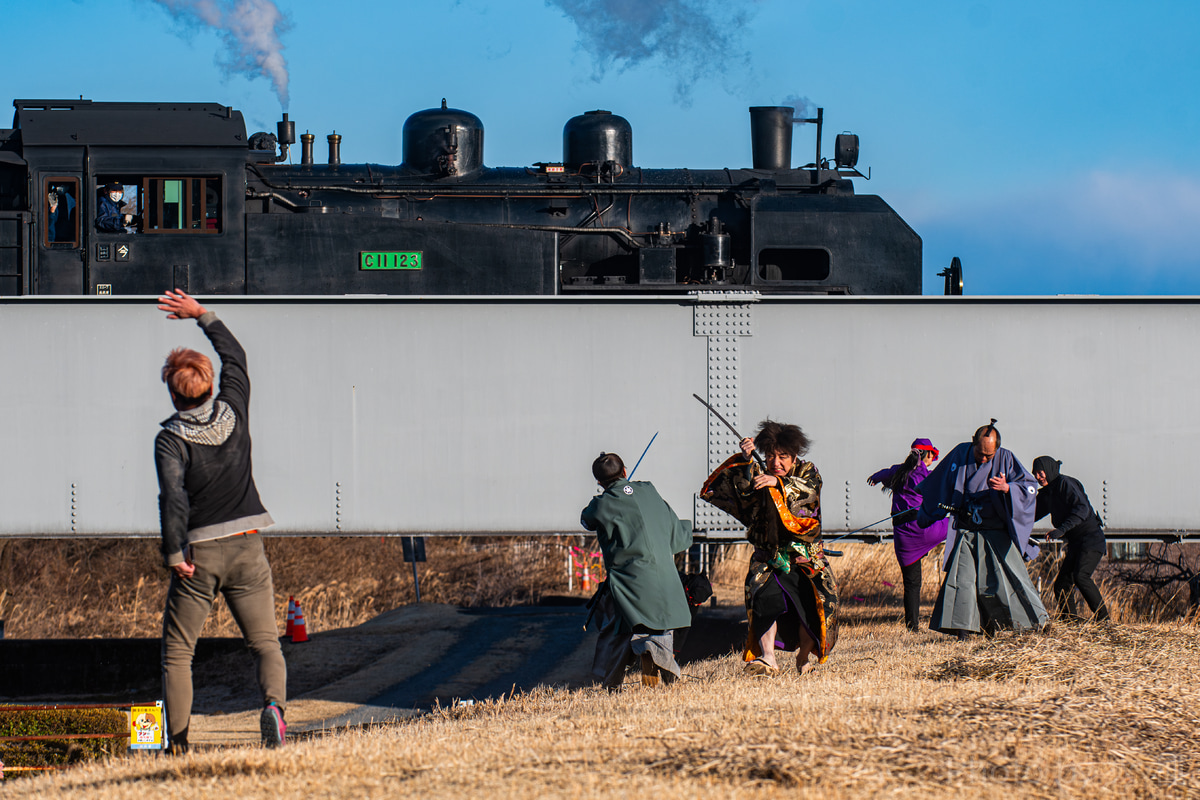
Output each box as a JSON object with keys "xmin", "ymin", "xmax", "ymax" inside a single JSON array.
[
  {"xmin": 300, "ymin": 132, "xmax": 314, "ymax": 165},
  {"xmin": 327, "ymin": 132, "xmax": 341, "ymax": 166},
  {"xmin": 275, "ymin": 112, "xmax": 295, "ymax": 163},
  {"xmin": 277, "ymin": 113, "xmax": 295, "ymax": 144},
  {"xmin": 748, "ymin": 106, "xmax": 793, "ymax": 170}
]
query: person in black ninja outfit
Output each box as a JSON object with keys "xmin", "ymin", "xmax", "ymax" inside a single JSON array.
[{"xmin": 1032, "ymin": 455, "xmax": 1110, "ymax": 622}]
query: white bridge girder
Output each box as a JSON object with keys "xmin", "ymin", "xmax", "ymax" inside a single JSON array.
[{"xmin": 0, "ymin": 294, "xmax": 1197, "ymax": 543}]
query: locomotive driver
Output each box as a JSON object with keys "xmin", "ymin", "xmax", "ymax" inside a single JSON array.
[
  {"xmin": 154, "ymin": 289, "xmax": 286, "ymax": 752},
  {"xmin": 95, "ymin": 181, "xmax": 134, "ymax": 231}
]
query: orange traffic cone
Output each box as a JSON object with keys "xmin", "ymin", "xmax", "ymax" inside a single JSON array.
[
  {"xmin": 291, "ymin": 601, "xmax": 309, "ymax": 643},
  {"xmin": 284, "ymin": 596, "xmax": 296, "ymax": 639}
]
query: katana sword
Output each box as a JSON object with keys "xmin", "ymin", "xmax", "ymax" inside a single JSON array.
[
  {"xmin": 692, "ymin": 393, "xmax": 766, "ymax": 468},
  {"xmin": 627, "ymin": 431, "xmax": 658, "ymax": 479},
  {"xmin": 824, "ymin": 507, "xmax": 920, "ymax": 546}
]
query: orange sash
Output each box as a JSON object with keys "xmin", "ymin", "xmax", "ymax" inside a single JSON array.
[
  {"xmin": 812, "ymin": 580, "xmax": 829, "ymax": 663},
  {"xmin": 768, "ymin": 487, "xmax": 820, "ymax": 538}
]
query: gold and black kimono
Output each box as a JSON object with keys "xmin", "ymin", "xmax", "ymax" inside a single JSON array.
[{"xmin": 701, "ymin": 454, "xmax": 839, "ymax": 663}]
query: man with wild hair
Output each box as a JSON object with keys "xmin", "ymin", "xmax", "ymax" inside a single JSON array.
[
  {"xmin": 581, "ymin": 452, "xmax": 693, "ymax": 689},
  {"xmin": 917, "ymin": 420, "xmax": 1049, "ymax": 638},
  {"xmin": 155, "ymin": 290, "xmax": 286, "ymax": 752},
  {"xmin": 700, "ymin": 420, "xmax": 838, "ymax": 676}
]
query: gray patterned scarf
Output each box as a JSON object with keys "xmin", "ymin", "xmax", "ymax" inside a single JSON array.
[{"xmin": 162, "ymin": 399, "xmax": 236, "ymax": 446}]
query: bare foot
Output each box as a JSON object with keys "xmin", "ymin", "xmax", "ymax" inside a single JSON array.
[{"xmin": 795, "ymin": 630, "xmax": 817, "ymax": 675}]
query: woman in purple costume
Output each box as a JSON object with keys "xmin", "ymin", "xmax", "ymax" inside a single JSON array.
[{"xmin": 868, "ymin": 439, "xmax": 949, "ymax": 632}]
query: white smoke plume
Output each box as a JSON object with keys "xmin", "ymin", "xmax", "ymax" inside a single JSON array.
[
  {"xmin": 781, "ymin": 94, "xmax": 816, "ymax": 124},
  {"xmin": 548, "ymin": 0, "xmax": 759, "ymax": 104},
  {"xmin": 152, "ymin": 0, "xmax": 292, "ymax": 109}
]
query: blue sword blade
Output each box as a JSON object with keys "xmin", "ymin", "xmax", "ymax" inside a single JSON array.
[{"xmin": 627, "ymin": 431, "xmax": 659, "ymax": 479}]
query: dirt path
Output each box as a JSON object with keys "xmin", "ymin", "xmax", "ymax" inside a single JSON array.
[{"xmin": 186, "ymin": 601, "xmax": 746, "ymax": 747}]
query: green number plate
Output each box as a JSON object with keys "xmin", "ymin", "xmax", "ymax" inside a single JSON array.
[{"xmin": 360, "ymin": 251, "xmax": 423, "ymax": 270}]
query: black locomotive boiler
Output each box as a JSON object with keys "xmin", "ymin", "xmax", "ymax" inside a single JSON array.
[{"xmin": 0, "ymin": 98, "xmax": 921, "ymax": 296}]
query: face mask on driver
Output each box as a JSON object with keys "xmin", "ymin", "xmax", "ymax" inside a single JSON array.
[{"xmin": 109, "ymin": 191, "xmax": 122, "ymax": 202}]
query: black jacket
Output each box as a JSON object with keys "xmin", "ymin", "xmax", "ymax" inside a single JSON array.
[
  {"xmin": 155, "ymin": 313, "xmax": 272, "ymax": 566},
  {"xmin": 1035, "ymin": 474, "xmax": 1106, "ymax": 553}
]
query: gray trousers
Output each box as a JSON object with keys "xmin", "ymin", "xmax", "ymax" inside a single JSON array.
[
  {"xmin": 930, "ymin": 528, "xmax": 1049, "ymax": 635},
  {"xmin": 590, "ymin": 589, "xmax": 682, "ymax": 689},
  {"xmin": 161, "ymin": 533, "xmax": 286, "ymax": 741}
]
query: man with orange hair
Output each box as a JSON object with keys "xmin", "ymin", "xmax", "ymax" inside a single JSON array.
[{"xmin": 155, "ymin": 290, "xmax": 285, "ymax": 752}]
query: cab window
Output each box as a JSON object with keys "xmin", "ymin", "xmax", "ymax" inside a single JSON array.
[
  {"xmin": 141, "ymin": 177, "xmax": 221, "ymax": 234},
  {"xmin": 44, "ymin": 178, "xmax": 79, "ymax": 246}
]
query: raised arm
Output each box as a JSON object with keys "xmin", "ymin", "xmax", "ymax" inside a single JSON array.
[
  {"xmin": 867, "ymin": 465, "xmax": 896, "ymax": 487},
  {"xmin": 158, "ymin": 290, "xmax": 250, "ymax": 413},
  {"xmin": 157, "ymin": 289, "xmax": 207, "ymax": 320}
]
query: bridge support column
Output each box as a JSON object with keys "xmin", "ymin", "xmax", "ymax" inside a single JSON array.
[{"xmin": 691, "ymin": 292, "xmax": 758, "ymax": 540}]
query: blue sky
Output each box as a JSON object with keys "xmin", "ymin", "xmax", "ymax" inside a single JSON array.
[{"xmin": 6, "ymin": 0, "xmax": 1198, "ymax": 294}]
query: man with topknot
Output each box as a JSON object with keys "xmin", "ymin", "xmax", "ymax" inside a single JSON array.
[
  {"xmin": 917, "ymin": 419, "xmax": 1049, "ymax": 638},
  {"xmin": 582, "ymin": 452, "xmax": 693, "ymax": 689}
]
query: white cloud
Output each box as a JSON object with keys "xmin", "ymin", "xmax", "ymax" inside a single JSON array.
[
  {"xmin": 1052, "ymin": 172, "xmax": 1200, "ymax": 263},
  {"xmin": 914, "ymin": 170, "xmax": 1200, "ymax": 271}
]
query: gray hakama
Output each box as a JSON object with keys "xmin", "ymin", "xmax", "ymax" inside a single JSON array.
[
  {"xmin": 589, "ymin": 586, "xmax": 681, "ymax": 689},
  {"xmin": 581, "ymin": 479, "xmax": 692, "ymax": 689},
  {"xmin": 930, "ymin": 528, "xmax": 1049, "ymax": 634},
  {"xmin": 918, "ymin": 442, "xmax": 1049, "ymax": 636}
]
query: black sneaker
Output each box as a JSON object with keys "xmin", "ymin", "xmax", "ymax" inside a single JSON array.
[{"xmin": 261, "ymin": 702, "xmax": 286, "ymax": 748}]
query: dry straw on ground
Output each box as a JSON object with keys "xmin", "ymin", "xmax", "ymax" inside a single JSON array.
[
  {"xmin": 0, "ymin": 536, "xmax": 573, "ymax": 639},
  {"xmin": 3, "ymin": 540, "xmax": 1198, "ymax": 796},
  {"xmin": 1, "ymin": 539, "xmax": 1193, "ymax": 639},
  {"xmin": 5, "ymin": 616, "xmax": 1198, "ymax": 798}
]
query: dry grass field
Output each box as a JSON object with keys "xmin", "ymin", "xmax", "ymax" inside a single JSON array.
[
  {"xmin": 2, "ymin": 540, "xmax": 1198, "ymax": 797},
  {"xmin": 1, "ymin": 537, "xmax": 1193, "ymax": 639},
  {"xmin": 0, "ymin": 536, "xmax": 573, "ymax": 639},
  {"xmin": 5, "ymin": 615, "xmax": 1198, "ymax": 798}
]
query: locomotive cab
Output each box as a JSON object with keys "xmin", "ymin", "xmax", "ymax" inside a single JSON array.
[{"xmin": 10, "ymin": 99, "xmax": 246, "ymax": 295}]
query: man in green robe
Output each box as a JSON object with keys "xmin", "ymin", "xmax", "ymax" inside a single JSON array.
[{"xmin": 581, "ymin": 452, "xmax": 694, "ymax": 689}]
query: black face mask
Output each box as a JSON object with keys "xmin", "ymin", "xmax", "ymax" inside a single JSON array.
[{"xmin": 1032, "ymin": 456, "xmax": 1061, "ymax": 483}]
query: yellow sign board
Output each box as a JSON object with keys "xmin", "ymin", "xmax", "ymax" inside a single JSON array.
[{"xmin": 129, "ymin": 702, "xmax": 165, "ymax": 750}]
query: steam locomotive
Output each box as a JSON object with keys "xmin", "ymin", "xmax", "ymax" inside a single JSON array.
[{"xmin": 0, "ymin": 98, "xmax": 921, "ymax": 296}]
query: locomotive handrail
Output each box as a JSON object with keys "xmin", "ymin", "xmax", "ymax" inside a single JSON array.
[
  {"xmin": 249, "ymin": 181, "xmax": 762, "ymax": 197},
  {"xmin": 246, "ymin": 164, "xmax": 793, "ymax": 197},
  {"xmin": 470, "ymin": 223, "xmax": 641, "ymax": 250},
  {"xmin": 250, "ymin": 190, "xmax": 303, "ymax": 210}
]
